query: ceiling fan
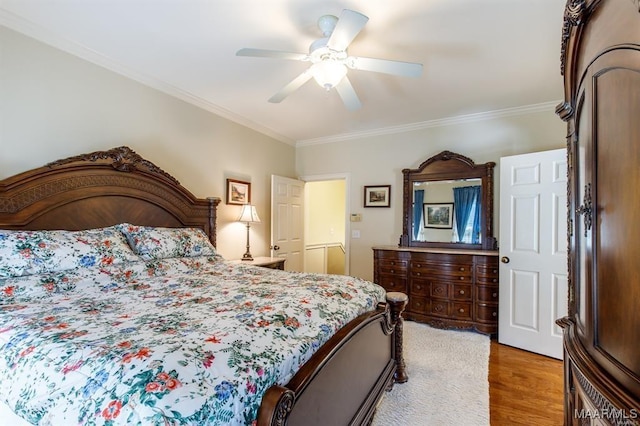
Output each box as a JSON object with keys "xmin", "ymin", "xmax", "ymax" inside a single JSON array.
[{"xmin": 236, "ymin": 9, "xmax": 423, "ymax": 111}]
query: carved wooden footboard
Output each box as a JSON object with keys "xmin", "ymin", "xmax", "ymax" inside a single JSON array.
[{"xmin": 259, "ymin": 292, "xmax": 407, "ymax": 426}]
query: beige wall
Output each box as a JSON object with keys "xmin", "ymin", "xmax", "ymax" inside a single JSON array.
[
  {"xmin": 296, "ymin": 109, "xmax": 567, "ymax": 280},
  {"xmin": 0, "ymin": 26, "xmax": 296, "ymax": 260}
]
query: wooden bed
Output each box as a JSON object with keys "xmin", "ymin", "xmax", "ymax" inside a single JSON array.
[{"xmin": 0, "ymin": 146, "xmax": 408, "ymax": 426}]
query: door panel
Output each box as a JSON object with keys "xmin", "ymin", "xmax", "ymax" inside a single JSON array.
[
  {"xmin": 271, "ymin": 175, "xmax": 304, "ymax": 272},
  {"xmin": 499, "ymin": 148, "xmax": 567, "ymax": 359},
  {"xmin": 510, "ymin": 269, "xmax": 538, "ymax": 331}
]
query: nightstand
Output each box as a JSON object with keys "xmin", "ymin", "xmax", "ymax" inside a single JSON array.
[{"xmin": 231, "ymin": 257, "xmax": 286, "ymax": 270}]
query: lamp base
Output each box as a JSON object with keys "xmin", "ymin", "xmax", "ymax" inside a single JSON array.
[{"xmin": 241, "ymin": 253, "xmax": 254, "ymax": 261}]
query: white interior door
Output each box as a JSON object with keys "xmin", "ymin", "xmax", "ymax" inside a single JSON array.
[
  {"xmin": 498, "ymin": 148, "xmax": 568, "ymax": 359},
  {"xmin": 271, "ymin": 175, "xmax": 305, "ymax": 272}
]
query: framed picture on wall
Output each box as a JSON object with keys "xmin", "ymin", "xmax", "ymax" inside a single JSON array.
[
  {"xmin": 226, "ymin": 179, "xmax": 251, "ymax": 205},
  {"xmin": 363, "ymin": 185, "xmax": 391, "ymax": 208},
  {"xmin": 424, "ymin": 203, "xmax": 454, "ymax": 228}
]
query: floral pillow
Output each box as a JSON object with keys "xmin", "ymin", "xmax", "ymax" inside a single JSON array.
[
  {"xmin": 117, "ymin": 224, "xmax": 216, "ymax": 260},
  {"xmin": 0, "ymin": 226, "xmax": 140, "ymax": 278}
]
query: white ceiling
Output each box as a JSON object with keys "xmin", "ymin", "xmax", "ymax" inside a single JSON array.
[{"xmin": 0, "ymin": 0, "xmax": 566, "ymax": 145}]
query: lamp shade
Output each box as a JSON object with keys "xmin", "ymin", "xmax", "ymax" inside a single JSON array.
[{"xmin": 238, "ymin": 204, "xmax": 261, "ymax": 223}]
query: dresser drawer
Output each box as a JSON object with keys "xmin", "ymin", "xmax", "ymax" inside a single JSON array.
[
  {"xmin": 375, "ymin": 250, "xmax": 409, "ymax": 261},
  {"xmin": 476, "ymin": 263, "xmax": 499, "ymax": 278},
  {"xmin": 378, "ymin": 260, "xmax": 408, "ymax": 275},
  {"xmin": 377, "ymin": 274, "xmax": 407, "ymax": 293},
  {"xmin": 477, "ymin": 286, "xmax": 499, "ymax": 302},
  {"xmin": 430, "ymin": 299, "xmax": 449, "ymax": 317},
  {"xmin": 451, "ymin": 302, "xmax": 472, "ymax": 319},
  {"xmin": 477, "ymin": 275, "xmax": 499, "ymax": 285},
  {"xmin": 410, "ymin": 280, "xmax": 430, "ymax": 296},
  {"xmin": 476, "ymin": 305, "xmax": 498, "ymax": 322},
  {"xmin": 409, "ymin": 296, "xmax": 429, "ymax": 313},
  {"xmin": 452, "ymin": 284, "xmax": 472, "ymax": 301},
  {"xmin": 411, "ymin": 261, "xmax": 473, "ymax": 277},
  {"xmin": 410, "ymin": 269, "xmax": 472, "ymax": 282},
  {"xmin": 430, "ymin": 281, "xmax": 449, "ymax": 299}
]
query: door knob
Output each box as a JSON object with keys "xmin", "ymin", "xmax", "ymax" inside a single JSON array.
[
  {"xmin": 501, "ymin": 256, "xmax": 510, "ymax": 264},
  {"xmin": 271, "ymin": 245, "xmax": 280, "ymax": 251}
]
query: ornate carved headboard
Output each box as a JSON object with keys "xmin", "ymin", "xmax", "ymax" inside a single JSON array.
[{"xmin": 0, "ymin": 146, "xmax": 220, "ymax": 246}]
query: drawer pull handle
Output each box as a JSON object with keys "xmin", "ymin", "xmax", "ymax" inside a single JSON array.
[
  {"xmin": 492, "ymin": 312, "xmax": 497, "ymax": 317},
  {"xmin": 459, "ymin": 308, "xmax": 465, "ymax": 313},
  {"xmin": 459, "ymin": 276, "xmax": 464, "ymax": 280},
  {"xmin": 416, "ymin": 272, "xmax": 421, "ymax": 276},
  {"xmin": 459, "ymin": 267, "xmax": 465, "ymax": 271},
  {"xmin": 459, "ymin": 290, "xmax": 465, "ymax": 295},
  {"xmin": 493, "ymin": 292, "xmax": 498, "ymax": 298},
  {"xmin": 492, "ymin": 269, "xmax": 498, "ymax": 274},
  {"xmin": 390, "ymin": 270, "xmax": 395, "ymax": 274},
  {"xmin": 416, "ymin": 263, "xmax": 421, "ymax": 267},
  {"xmin": 391, "ymin": 261, "xmax": 395, "ymax": 265},
  {"xmin": 492, "ymin": 278, "xmax": 497, "ymax": 283},
  {"xmin": 416, "ymin": 285, "xmax": 422, "ymax": 290}
]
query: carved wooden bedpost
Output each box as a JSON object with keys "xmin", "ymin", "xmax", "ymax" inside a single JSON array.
[
  {"xmin": 257, "ymin": 385, "xmax": 294, "ymax": 426},
  {"xmin": 386, "ymin": 291, "xmax": 409, "ymax": 383}
]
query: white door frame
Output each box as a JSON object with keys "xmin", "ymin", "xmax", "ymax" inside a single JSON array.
[{"xmin": 299, "ymin": 173, "xmax": 351, "ymax": 276}]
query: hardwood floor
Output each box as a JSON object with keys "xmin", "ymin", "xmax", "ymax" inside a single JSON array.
[{"xmin": 489, "ymin": 340, "xmax": 564, "ymax": 425}]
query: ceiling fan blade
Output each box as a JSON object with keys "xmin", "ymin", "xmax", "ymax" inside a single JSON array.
[
  {"xmin": 327, "ymin": 9, "xmax": 369, "ymax": 51},
  {"xmin": 335, "ymin": 76, "xmax": 362, "ymax": 111},
  {"xmin": 236, "ymin": 48, "xmax": 309, "ymax": 61},
  {"xmin": 268, "ymin": 70, "xmax": 314, "ymax": 103},
  {"xmin": 348, "ymin": 56, "xmax": 423, "ymax": 78}
]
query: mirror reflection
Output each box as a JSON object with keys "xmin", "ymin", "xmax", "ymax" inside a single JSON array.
[
  {"xmin": 400, "ymin": 150, "xmax": 495, "ymax": 250},
  {"xmin": 412, "ymin": 179, "xmax": 483, "ymax": 243}
]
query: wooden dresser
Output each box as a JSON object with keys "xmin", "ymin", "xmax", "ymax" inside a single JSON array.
[
  {"xmin": 373, "ymin": 246, "xmax": 499, "ymax": 335},
  {"xmin": 556, "ymin": 0, "xmax": 640, "ymax": 423}
]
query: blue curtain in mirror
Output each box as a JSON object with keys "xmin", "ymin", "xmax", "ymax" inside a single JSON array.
[
  {"xmin": 413, "ymin": 189, "xmax": 424, "ymax": 239},
  {"xmin": 453, "ymin": 185, "xmax": 481, "ymax": 243},
  {"xmin": 472, "ymin": 186, "xmax": 482, "ymax": 244}
]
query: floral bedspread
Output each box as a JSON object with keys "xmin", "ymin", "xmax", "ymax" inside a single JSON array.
[{"xmin": 0, "ymin": 256, "xmax": 386, "ymax": 425}]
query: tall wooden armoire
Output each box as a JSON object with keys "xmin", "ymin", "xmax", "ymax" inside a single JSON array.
[{"xmin": 556, "ymin": 0, "xmax": 640, "ymax": 424}]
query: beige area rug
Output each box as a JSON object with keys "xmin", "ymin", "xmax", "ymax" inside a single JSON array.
[{"xmin": 372, "ymin": 321, "xmax": 491, "ymax": 426}]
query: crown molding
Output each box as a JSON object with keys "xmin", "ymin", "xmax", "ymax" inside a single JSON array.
[
  {"xmin": 296, "ymin": 101, "xmax": 562, "ymax": 147},
  {"xmin": 0, "ymin": 9, "xmax": 295, "ymax": 146}
]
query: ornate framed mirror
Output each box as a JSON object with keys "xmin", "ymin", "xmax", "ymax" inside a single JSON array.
[{"xmin": 399, "ymin": 151, "xmax": 497, "ymax": 250}]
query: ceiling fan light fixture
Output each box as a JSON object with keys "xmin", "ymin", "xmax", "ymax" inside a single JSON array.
[
  {"xmin": 237, "ymin": 9, "xmax": 422, "ymax": 108},
  {"xmin": 311, "ymin": 60, "xmax": 347, "ymax": 91}
]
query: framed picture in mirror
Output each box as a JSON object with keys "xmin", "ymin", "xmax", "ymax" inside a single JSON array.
[{"xmin": 424, "ymin": 203, "xmax": 454, "ymax": 228}]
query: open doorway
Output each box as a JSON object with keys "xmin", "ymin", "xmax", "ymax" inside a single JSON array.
[{"xmin": 302, "ymin": 175, "xmax": 349, "ymax": 275}]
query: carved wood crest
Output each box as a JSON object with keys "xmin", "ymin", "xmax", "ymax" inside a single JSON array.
[{"xmin": 47, "ymin": 146, "xmax": 180, "ymax": 185}]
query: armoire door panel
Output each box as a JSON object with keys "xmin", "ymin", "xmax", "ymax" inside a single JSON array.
[
  {"xmin": 575, "ymin": 89, "xmax": 592, "ymax": 335},
  {"xmin": 593, "ymin": 64, "xmax": 640, "ymax": 379}
]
